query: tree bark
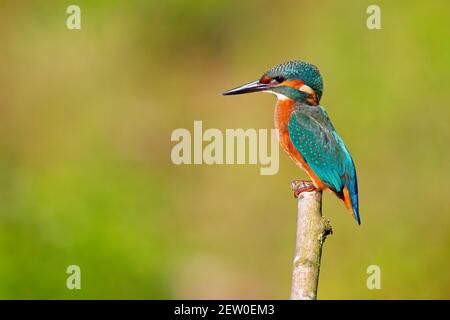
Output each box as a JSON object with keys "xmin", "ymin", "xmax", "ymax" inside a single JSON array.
[{"xmin": 290, "ymin": 190, "xmax": 332, "ymax": 300}]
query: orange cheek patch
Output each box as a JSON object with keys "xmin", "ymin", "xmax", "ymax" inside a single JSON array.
[{"xmin": 281, "ymin": 79, "xmax": 304, "ymax": 89}]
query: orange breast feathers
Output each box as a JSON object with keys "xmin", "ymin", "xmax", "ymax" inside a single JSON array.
[{"xmin": 274, "ymin": 99, "xmax": 326, "ymax": 189}]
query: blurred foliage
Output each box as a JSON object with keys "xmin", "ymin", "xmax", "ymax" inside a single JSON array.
[{"xmin": 0, "ymin": 0, "xmax": 449, "ymax": 299}]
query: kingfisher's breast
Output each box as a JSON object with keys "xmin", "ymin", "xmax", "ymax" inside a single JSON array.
[{"xmin": 274, "ymin": 99, "xmax": 296, "ymax": 155}]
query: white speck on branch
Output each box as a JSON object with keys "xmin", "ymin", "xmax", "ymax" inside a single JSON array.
[{"xmin": 290, "ymin": 190, "xmax": 332, "ymax": 300}]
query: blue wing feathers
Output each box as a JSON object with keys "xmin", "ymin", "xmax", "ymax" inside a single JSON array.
[{"xmin": 288, "ymin": 106, "xmax": 360, "ymax": 224}]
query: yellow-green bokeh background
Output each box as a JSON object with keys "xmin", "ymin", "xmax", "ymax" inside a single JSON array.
[{"xmin": 0, "ymin": 0, "xmax": 449, "ymax": 299}]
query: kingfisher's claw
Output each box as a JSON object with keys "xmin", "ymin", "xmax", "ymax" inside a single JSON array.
[{"xmin": 291, "ymin": 180, "xmax": 317, "ymax": 198}]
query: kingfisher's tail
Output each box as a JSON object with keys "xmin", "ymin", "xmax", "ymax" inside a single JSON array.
[
  {"xmin": 349, "ymin": 170, "xmax": 360, "ymax": 225},
  {"xmin": 352, "ymin": 205, "xmax": 361, "ymax": 225},
  {"xmin": 341, "ymin": 186, "xmax": 360, "ymax": 225}
]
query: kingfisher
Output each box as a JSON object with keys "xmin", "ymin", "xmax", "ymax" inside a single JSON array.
[{"xmin": 223, "ymin": 60, "xmax": 360, "ymax": 224}]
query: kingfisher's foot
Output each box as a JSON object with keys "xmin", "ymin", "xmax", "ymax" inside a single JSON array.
[{"xmin": 291, "ymin": 180, "xmax": 317, "ymax": 198}]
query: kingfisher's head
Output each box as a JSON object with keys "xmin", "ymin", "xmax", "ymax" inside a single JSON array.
[{"xmin": 223, "ymin": 60, "xmax": 323, "ymax": 105}]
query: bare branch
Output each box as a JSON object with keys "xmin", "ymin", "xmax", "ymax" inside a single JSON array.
[{"xmin": 290, "ymin": 190, "xmax": 332, "ymax": 300}]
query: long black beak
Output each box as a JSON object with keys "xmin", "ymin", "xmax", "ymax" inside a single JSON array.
[{"xmin": 222, "ymin": 80, "xmax": 271, "ymax": 96}]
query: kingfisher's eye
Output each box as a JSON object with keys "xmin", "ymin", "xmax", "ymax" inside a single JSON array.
[{"xmin": 272, "ymin": 76, "xmax": 285, "ymax": 83}]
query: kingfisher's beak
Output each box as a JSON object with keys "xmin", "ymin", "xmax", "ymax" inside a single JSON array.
[{"xmin": 222, "ymin": 80, "xmax": 271, "ymax": 96}]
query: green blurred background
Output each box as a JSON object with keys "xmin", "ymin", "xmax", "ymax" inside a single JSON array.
[{"xmin": 0, "ymin": 0, "xmax": 449, "ymax": 299}]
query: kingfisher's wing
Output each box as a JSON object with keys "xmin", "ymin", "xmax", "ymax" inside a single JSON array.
[{"xmin": 288, "ymin": 105, "xmax": 360, "ymax": 224}]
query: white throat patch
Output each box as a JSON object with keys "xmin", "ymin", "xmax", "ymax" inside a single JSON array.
[{"xmin": 263, "ymin": 90, "xmax": 290, "ymax": 101}]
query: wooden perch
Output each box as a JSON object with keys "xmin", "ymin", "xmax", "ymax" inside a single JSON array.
[{"xmin": 290, "ymin": 189, "xmax": 332, "ymax": 300}]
